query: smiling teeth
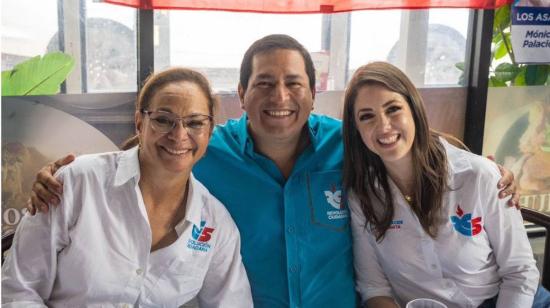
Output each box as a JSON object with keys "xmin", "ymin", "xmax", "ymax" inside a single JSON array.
[
  {"xmin": 378, "ymin": 135, "xmax": 398, "ymax": 144},
  {"xmin": 266, "ymin": 110, "xmax": 292, "ymax": 117},
  {"xmin": 164, "ymin": 148, "xmax": 190, "ymax": 155}
]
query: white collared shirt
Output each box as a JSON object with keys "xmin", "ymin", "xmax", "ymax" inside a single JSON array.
[
  {"xmin": 2, "ymin": 147, "xmax": 252, "ymax": 308},
  {"xmin": 350, "ymin": 140, "xmax": 539, "ymax": 308}
]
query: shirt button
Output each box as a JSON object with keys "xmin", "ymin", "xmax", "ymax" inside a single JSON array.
[
  {"xmin": 287, "ymin": 226, "xmax": 295, "ymax": 233},
  {"xmin": 289, "ymin": 265, "xmax": 299, "ymax": 273},
  {"xmin": 444, "ymin": 281, "xmax": 453, "ymax": 288},
  {"xmin": 136, "ymin": 268, "xmax": 143, "ymax": 275}
]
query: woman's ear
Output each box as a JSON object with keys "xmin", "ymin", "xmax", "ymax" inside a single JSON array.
[{"xmin": 135, "ymin": 111, "xmax": 143, "ymax": 135}]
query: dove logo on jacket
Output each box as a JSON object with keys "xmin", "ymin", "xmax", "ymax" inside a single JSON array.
[
  {"xmin": 324, "ymin": 185, "xmax": 343, "ymax": 210},
  {"xmin": 450, "ymin": 205, "xmax": 483, "ymax": 237},
  {"xmin": 324, "ymin": 184, "xmax": 349, "ymax": 220}
]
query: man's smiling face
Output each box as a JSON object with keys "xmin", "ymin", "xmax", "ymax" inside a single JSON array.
[{"xmin": 239, "ymin": 49, "xmax": 314, "ymax": 144}]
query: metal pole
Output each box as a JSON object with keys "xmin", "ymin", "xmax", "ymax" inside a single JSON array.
[
  {"xmin": 137, "ymin": 9, "xmax": 154, "ymax": 90},
  {"xmin": 463, "ymin": 9, "xmax": 494, "ymax": 154}
]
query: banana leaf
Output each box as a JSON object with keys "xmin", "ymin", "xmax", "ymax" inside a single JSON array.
[{"xmin": 2, "ymin": 52, "xmax": 75, "ymax": 96}]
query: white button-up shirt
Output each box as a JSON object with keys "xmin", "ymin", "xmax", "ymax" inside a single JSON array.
[
  {"xmin": 2, "ymin": 147, "xmax": 252, "ymax": 307},
  {"xmin": 350, "ymin": 140, "xmax": 539, "ymax": 308}
]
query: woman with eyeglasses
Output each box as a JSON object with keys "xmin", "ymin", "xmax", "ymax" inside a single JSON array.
[
  {"xmin": 2, "ymin": 67, "xmax": 253, "ymax": 307},
  {"xmin": 343, "ymin": 62, "xmax": 549, "ymax": 308}
]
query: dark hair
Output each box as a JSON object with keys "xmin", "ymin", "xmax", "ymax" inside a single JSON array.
[
  {"xmin": 342, "ymin": 62, "xmax": 448, "ymax": 240},
  {"xmin": 239, "ymin": 34, "xmax": 316, "ymax": 93},
  {"xmin": 121, "ymin": 67, "xmax": 217, "ymax": 150}
]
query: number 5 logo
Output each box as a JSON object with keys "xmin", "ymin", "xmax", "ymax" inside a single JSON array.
[
  {"xmin": 199, "ymin": 227, "xmax": 215, "ymax": 242},
  {"xmin": 471, "ymin": 217, "xmax": 482, "ymax": 236}
]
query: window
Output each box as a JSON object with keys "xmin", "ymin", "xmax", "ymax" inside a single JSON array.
[
  {"xmin": 1, "ymin": 0, "xmax": 138, "ymax": 93},
  {"xmin": 154, "ymin": 10, "xmax": 323, "ymax": 92},
  {"xmin": 154, "ymin": 8, "xmax": 472, "ymax": 92},
  {"xmin": 349, "ymin": 9, "xmax": 471, "ymax": 87},
  {"xmin": 2, "ymin": 0, "xmax": 59, "ymax": 71}
]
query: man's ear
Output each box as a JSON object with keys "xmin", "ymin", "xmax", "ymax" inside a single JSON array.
[{"xmin": 238, "ymin": 83, "xmax": 245, "ymax": 110}]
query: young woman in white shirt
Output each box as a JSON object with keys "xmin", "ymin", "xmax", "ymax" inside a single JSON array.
[
  {"xmin": 342, "ymin": 61, "xmax": 550, "ymax": 308},
  {"xmin": 2, "ymin": 67, "xmax": 252, "ymax": 307}
]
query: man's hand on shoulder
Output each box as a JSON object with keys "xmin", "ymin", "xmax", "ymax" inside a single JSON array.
[
  {"xmin": 487, "ymin": 155, "xmax": 520, "ymax": 209},
  {"xmin": 28, "ymin": 154, "xmax": 75, "ymax": 215}
]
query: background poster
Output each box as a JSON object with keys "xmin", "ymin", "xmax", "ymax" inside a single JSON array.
[
  {"xmin": 483, "ymin": 86, "xmax": 550, "ymax": 213},
  {"xmin": 1, "ymin": 97, "xmax": 134, "ymax": 237},
  {"xmin": 511, "ymin": 1, "xmax": 550, "ymax": 64}
]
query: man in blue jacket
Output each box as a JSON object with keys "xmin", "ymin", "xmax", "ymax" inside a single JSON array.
[{"xmin": 194, "ymin": 34, "xmax": 356, "ymax": 307}]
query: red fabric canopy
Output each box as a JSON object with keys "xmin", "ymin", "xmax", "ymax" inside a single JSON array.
[{"xmin": 104, "ymin": 0, "xmax": 513, "ymax": 13}]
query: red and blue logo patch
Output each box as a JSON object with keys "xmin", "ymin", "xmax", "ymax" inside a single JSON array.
[
  {"xmin": 187, "ymin": 220, "xmax": 215, "ymax": 252},
  {"xmin": 192, "ymin": 221, "xmax": 214, "ymax": 242},
  {"xmin": 450, "ymin": 205, "xmax": 482, "ymax": 236}
]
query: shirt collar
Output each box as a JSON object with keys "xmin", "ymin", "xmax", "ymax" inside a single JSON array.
[
  {"xmin": 236, "ymin": 113, "xmax": 320, "ymax": 155},
  {"xmin": 182, "ymin": 173, "xmax": 203, "ymax": 228},
  {"xmin": 173, "ymin": 173, "xmax": 206, "ymax": 235},
  {"xmin": 114, "ymin": 146, "xmax": 204, "ymax": 234},
  {"xmin": 114, "ymin": 146, "xmax": 140, "ymax": 187},
  {"xmin": 307, "ymin": 114, "xmax": 321, "ymax": 151},
  {"xmin": 236, "ymin": 113, "xmax": 250, "ymax": 155},
  {"xmin": 440, "ymin": 137, "xmax": 472, "ymax": 174}
]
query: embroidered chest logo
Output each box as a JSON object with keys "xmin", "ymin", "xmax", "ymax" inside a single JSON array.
[
  {"xmin": 187, "ymin": 221, "xmax": 215, "ymax": 252},
  {"xmin": 324, "ymin": 184, "xmax": 348, "ymax": 220},
  {"xmin": 389, "ymin": 220, "xmax": 403, "ymax": 230},
  {"xmin": 450, "ymin": 205, "xmax": 483, "ymax": 236},
  {"xmin": 324, "ymin": 185, "xmax": 343, "ymax": 209}
]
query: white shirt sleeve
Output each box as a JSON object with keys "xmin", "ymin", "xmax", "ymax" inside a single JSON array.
[
  {"xmin": 2, "ymin": 168, "xmax": 73, "ymax": 307},
  {"xmin": 349, "ymin": 193, "xmax": 394, "ymax": 305},
  {"xmin": 197, "ymin": 212, "xmax": 252, "ymax": 308},
  {"xmin": 479, "ymin": 161, "xmax": 539, "ymax": 308}
]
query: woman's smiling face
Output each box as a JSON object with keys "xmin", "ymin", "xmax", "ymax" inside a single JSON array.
[
  {"xmin": 137, "ymin": 81, "xmax": 212, "ymax": 175},
  {"xmin": 353, "ymin": 83, "xmax": 416, "ymax": 170}
]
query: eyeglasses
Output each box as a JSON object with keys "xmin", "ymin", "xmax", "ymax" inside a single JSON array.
[{"xmin": 141, "ymin": 109, "xmax": 213, "ymax": 135}]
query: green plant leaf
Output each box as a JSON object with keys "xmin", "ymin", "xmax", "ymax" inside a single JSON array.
[
  {"xmin": 494, "ymin": 5, "xmax": 511, "ymax": 33},
  {"xmin": 2, "ymin": 70, "xmax": 12, "ymax": 95},
  {"xmin": 513, "ymin": 67, "xmax": 526, "ymax": 86},
  {"xmin": 525, "ymin": 65, "xmax": 549, "ymax": 86},
  {"xmin": 489, "ymin": 76, "xmax": 507, "ymax": 87},
  {"xmin": 494, "ymin": 40, "xmax": 509, "ymax": 60},
  {"xmin": 503, "ymin": 32, "xmax": 513, "ymax": 57},
  {"xmin": 494, "ymin": 63, "xmax": 520, "ymax": 82},
  {"xmin": 492, "ymin": 32, "xmax": 502, "ymax": 44},
  {"xmin": 2, "ymin": 52, "xmax": 75, "ymax": 96},
  {"xmin": 455, "ymin": 62, "xmax": 465, "ymax": 71}
]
